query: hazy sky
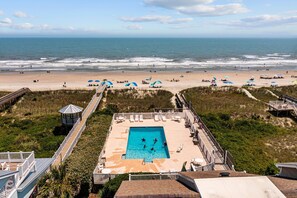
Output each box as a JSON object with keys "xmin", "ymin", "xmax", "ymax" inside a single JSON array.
[{"xmin": 0, "ymin": 0, "xmax": 297, "ymax": 37}]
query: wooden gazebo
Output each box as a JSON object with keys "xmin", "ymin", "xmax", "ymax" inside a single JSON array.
[{"xmin": 59, "ymin": 104, "xmax": 83, "ymax": 126}]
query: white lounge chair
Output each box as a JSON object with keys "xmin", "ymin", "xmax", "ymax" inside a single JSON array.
[
  {"xmin": 161, "ymin": 114, "xmax": 167, "ymax": 122},
  {"xmin": 1, "ymin": 162, "xmax": 6, "ymax": 170},
  {"xmin": 139, "ymin": 115, "xmax": 144, "ymax": 122},
  {"xmin": 97, "ymin": 163, "xmax": 104, "ymax": 171},
  {"xmin": 172, "ymin": 115, "xmax": 181, "ymax": 122},
  {"xmin": 4, "ymin": 164, "xmax": 10, "ymax": 171},
  {"xmin": 154, "ymin": 114, "xmax": 160, "ymax": 122},
  {"xmin": 135, "ymin": 115, "xmax": 139, "ymax": 122},
  {"xmin": 130, "ymin": 115, "xmax": 135, "ymax": 122},
  {"xmin": 176, "ymin": 144, "xmax": 183, "ymax": 152}
]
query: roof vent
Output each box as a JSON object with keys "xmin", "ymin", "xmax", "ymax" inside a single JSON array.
[{"xmin": 220, "ymin": 172, "xmax": 230, "ymax": 177}]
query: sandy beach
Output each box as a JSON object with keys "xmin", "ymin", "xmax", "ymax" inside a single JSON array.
[{"xmin": 0, "ymin": 69, "xmax": 296, "ymax": 94}]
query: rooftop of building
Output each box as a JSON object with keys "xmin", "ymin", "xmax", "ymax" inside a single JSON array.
[{"xmin": 115, "ymin": 180, "xmax": 199, "ymax": 198}]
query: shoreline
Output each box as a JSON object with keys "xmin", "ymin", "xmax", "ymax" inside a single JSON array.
[{"xmin": 0, "ymin": 69, "xmax": 296, "ymax": 94}]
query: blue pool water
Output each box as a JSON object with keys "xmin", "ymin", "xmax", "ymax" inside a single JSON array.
[{"xmin": 125, "ymin": 127, "xmax": 170, "ymax": 162}]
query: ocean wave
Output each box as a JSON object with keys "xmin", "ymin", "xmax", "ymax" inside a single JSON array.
[{"xmin": 0, "ymin": 56, "xmax": 296, "ymax": 71}]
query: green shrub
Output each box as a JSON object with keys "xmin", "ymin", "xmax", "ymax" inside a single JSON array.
[{"xmin": 100, "ymin": 174, "xmax": 129, "ymax": 198}]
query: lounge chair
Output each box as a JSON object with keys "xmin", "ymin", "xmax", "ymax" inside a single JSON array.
[
  {"xmin": 154, "ymin": 114, "xmax": 160, "ymax": 122},
  {"xmin": 135, "ymin": 115, "xmax": 139, "ymax": 122},
  {"xmin": 161, "ymin": 114, "xmax": 167, "ymax": 122},
  {"xmin": 130, "ymin": 115, "xmax": 135, "ymax": 122},
  {"xmin": 97, "ymin": 163, "xmax": 104, "ymax": 171},
  {"xmin": 139, "ymin": 115, "xmax": 144, "ymax": 122},
  {"xmin": 4, "ymin": 164, "xmax": 10, "ymax": 171},
  {"xmin": 176, "ymin": 144, "xmax": 183, "ymax": 152},
  {"xmin": 1, "ymin": 162, "xmax": 6, "ymax": 170}
]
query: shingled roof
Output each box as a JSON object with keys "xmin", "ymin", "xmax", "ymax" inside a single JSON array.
[
  {"xmin": 115, "ymin": 180, "xmax": 199, "ymax": 198},
  {"xmin": 268, "ymin": 176, "xmax": 297, "ymax": 198}
]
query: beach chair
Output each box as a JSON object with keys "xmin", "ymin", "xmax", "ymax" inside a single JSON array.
[
  {"xmin": 154, "ymin": 114, "xmax": 160, "ymax": 122},
  {"xmin": 135, "ymin": 114, "xmax": 139, "ymax": 122},
  {"xmin": 161, "ymin": 114, "xmax": 167, "ymax": 122},
  {"xmin": 139, "ymin": 115, "xmax": 144, "ymax": 122},
  {"xmin": 176, "ymin": 144, "xmax": 183, "ymax": 152},
  {"xmin": 130, "ymin": 115, "xmax": 135, "ymax": 122}
]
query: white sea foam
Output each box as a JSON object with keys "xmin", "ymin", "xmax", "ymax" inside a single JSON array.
[{"xmin": 0, "ymin": 56, "xmax": 296, "ymax": 71}]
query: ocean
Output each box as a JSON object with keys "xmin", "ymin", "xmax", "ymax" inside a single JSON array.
[{"xmin": 0, "ymin": 38, "xmax": 297, "ymax": 71}]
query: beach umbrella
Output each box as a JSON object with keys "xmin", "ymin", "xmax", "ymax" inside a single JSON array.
[
  {"xmin": 131, "ymin": 82, "xmax": 138, "ymax": 86},
  {"xmin": 223, "ymin": 81, "xmax": 233, "ymax": 84},
  {"xmin": 213, "ymin": 77, "xmax": 217, "ymax": 81},
  {"xmin": 152, "ymin": 80, "xmax": 162, "ymax": 85},
  {"xmin": 95, "ymin": 80, "xmax": 100, "ymax": 82},
  {"xmin": 125, "ymin": 82, "xmax": 138, "ymax": 87},
  {"xmin": 101, "ymin": 81, "xmax": 113, "ymax": 86},
  {"xmin": 88, "ymin": 80, "xmax": 93, "ymax": 83}
]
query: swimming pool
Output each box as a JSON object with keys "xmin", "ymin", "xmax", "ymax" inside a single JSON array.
[{"xmin": 125, "ymin": 127, "xmax": 170, "ymax": 162}]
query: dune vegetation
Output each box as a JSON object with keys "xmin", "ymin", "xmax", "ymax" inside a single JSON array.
[
  {"xmin": 182, "ymin": 86, "xmax": 297, "ymax": 175},
  {"xmin": 106, "ymin": 89, "xmax": 174, "ymax": 112},
  {"xmin": 0, "ymin": 90, "xmax": 94, "ymax": 158},
  {"xmin": 0, "ymin": 91, "xmax": 10, "ymax": 98},
  {"xmin": 268, "ymin": 85, "xmax": 297, "ymax": 98}
]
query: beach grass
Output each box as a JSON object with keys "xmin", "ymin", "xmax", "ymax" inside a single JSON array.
[
  {"xmin": 183, "ymin": 86, "xmax": 267, "ymax": 116},
  {"xmin": 106, "ymin": 89, "xmax": 174, "ymax": 112},
  {"xmin": 0, "ymin": 90, "xmax": 95, "ymax": 158},
  {"xmin": 245, "ymin": 87, "xmax": 278, "ymax": 102},
  {"xmin": 268, "ymin": 85, "xmax": 297, "ymax": 98},
  {"xmin": 0, "ymin": 91, "xmax": 10, "ymax": 98},
  {"xmin": 182, "ymin": 86, "xmax": 297, "ymax": 174}
]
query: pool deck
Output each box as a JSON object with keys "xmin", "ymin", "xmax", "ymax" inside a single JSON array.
[{"xmin": 97, "ymin": 117, "xmax": 206, "ymax": 174}]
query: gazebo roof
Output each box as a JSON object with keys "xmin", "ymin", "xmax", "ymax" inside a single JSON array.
[{"xmin": 59, "ymin": 104, "xmax": 83, "ymax": 114}]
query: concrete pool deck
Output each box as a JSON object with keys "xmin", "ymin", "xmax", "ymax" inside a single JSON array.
[{"xmin": 96, "ymin": 117, "xmax": 206, "ymax": 174}]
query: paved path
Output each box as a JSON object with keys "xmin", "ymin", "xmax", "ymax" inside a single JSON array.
[{"xmin": 52, "ymin": 86, "xmax": 105, "ymax": 166}]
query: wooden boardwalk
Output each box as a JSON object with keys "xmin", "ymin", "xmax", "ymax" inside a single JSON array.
[
  {"xmin": 52, "ymin": 86, "xmax": 106, "ymax": 166},
  {"xmin": 268, "ymin": 95, "xmax": 297, "ymax": 117},
  {"xmin": 0, "ymin": 88, "xmax": 31, "ymax": 110}
]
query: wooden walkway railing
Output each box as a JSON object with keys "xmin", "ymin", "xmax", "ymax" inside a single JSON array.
[
  {"xmin": 52, "ymin": 86, "xmax": 106, "ymax": 166},
  {"xmin": 0, "ymin": 88, "xmax": 31, "ymax": 110}
]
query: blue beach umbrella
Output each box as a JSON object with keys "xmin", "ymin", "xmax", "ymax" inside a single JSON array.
[
  {"xmin": 95, "ymin": 80, "xmax": 100, "ymax": 83},
  {"xmin": 223, "ymin": 81, "xmax": 233, "ymax": 85},
  {"xmin": 125, "ymin": 82, "xmax": 138, "ymax": 87},
  {"xmin": 152, "ymin": 80, "xmax": 162, "ymax": 85},
  {"xmin": 88, "ymin": 80, "xmax": 93, "ymax": 83},
  {"xmin": 101, "ymin": 81, "xmax": 113, "ymax": 86}
]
